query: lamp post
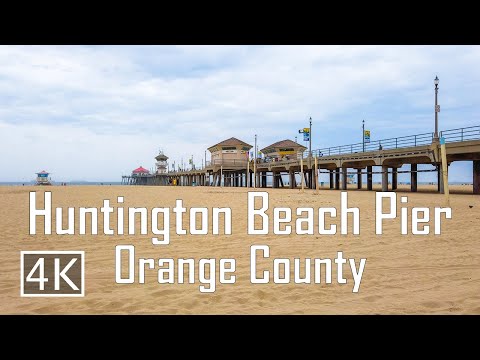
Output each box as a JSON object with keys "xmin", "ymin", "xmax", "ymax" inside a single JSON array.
[
  {"xmin": 309, "ymin": 117, "xmax": 312, "ymax": 162},
  {"xmin": 362, "ymin": 119, "xmax": 365, "ymax": 152},
  {"xmin": 434, "ymin": 75, "xmax": 440, "ymax": 140},
  {"xmin": 297, "ymin": 117, "xmax": 312, "ymax": 188},
  {"xmin": 254, "ymin": 134, "xmax": 257, "ymax": 188}
]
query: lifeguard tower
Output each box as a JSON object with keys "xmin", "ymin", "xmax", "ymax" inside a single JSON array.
[
  {"xmin": 155, "ymin": 151, "xmax": 168, "ymax": 174},
  {"xmin": 155, "ymin": 150, "xmax": 169, "ymax": 185},
  {"xmin": 35, "ymin": 170, "xmax": 52, "ymax": 185}
]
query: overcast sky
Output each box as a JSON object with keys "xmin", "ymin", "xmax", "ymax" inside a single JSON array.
[{"xmin": 1, "ymin": 45, "xmax": 479, "ymax": 182}]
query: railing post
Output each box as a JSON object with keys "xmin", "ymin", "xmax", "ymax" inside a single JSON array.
[
  {"xmin": 395, "ymin": 138, "xmax": 398, "ymax": 148},
  {"xmin": 329, "ymin": 148, "xmax": 331, "ymax": 156},
  {"xmin": 414, "ymin": 135, "xmax": 416, "ymax": 147},
  {"xmin": 461, "ymin": 128, "xmax": 464, "ymax": 141}
]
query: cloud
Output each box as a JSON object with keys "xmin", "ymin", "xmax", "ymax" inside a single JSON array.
[{"xmin": 0, "ymin": 45, "xmax": 479, "ymax": 182}]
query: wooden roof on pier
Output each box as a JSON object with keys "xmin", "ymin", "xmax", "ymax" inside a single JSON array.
[
  {"xmin": 132, "ymin": 166, "xmax": 150, "ymax": 174},
  {"xmin": 208, "ymin": 137, "xmax": 252, "ymax": 151},
  {"xmin": 260, "ymin": 139, "xmax": 306, "ymax": 152}
]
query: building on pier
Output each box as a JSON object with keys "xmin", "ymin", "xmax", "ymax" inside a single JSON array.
[
  {"xmin": 155, "ymin": 151, "xmax": 168, "ymax": 174},
  {"xmin": 129, "ymin": 166, "xmax": 151, "ymax": 185},
  {"xmin": 207, "ymin": 137, "xmax": 252, "ymax": 165},
  {"xmin": 155, "ymin": 151, "xmax": 170, "ymax": 185},
  {"xmin": 260, "ymin": 139, "xmax": 306, "ymax": 162},
  {"xmin": 205, "ymin": 137, "xmax": 253, "ymax": 187}
]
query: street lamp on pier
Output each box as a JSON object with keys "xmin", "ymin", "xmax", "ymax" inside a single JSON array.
[{"xmin": 434, "ymin": 76, "xmax": 440, "ymax": 141}]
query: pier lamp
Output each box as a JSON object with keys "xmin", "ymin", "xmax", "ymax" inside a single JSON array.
[{"xmin": 434, "ymin": 76, "xmax": 440, "ymax": 141}]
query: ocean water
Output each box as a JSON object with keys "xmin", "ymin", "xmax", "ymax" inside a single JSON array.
[{"xmin": 0, "ymin": 182, "xmax": 123, "ymax": 186}]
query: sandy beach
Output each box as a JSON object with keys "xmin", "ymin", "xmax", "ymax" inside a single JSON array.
[{"xmin": 0, "ymin": 184, "xmax": 479, "ymax": 314}]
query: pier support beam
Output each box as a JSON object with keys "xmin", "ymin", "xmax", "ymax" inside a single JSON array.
[
  {"xmin": 341, "ymin": 167, "xmax": 347, "ymax": 190},
  {"xmin": 411, "ymin": 164, "xmax": 417, "ymax": 192},
  {"xmin": 367, "ymin": 166, "xmax": 373, "ymax": 191},
  {"xmin": 474, "ymin": 160, "xmax": 480, "ymax": 194},
  {"xmin": 438, "ymin": 164, "xmax": 445, "ymax": 194},
  {"xmin": 392, "ymin": 167, "xmax": 398, "ymax": 191},
  {"xmin": 334, "ymin": 168, "xmax": 340, "ymax": 190},
  {"xmin": 262, "ymin": 172, "xmax": 267, "ymax": 188},
  {"xmin": 289, "ymin": 170, "xmax": 294, "ymax": 189},
  {"xmin": 329, "ymin": 170, "xmax": 334, "ymax": 189},
  {"xmin": 437, "ymin": 165, "xmax": 442, "ymax": 192},
  {"xmin": 357, "ymin": 168, "xmax": 362, "ymax": 189},
  {"xmin": 382, "ymin": 165, "xmax": 389, "ymax": 192}
]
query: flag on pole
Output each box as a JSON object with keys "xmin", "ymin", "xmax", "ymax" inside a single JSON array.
[{"xmin": 364, "ymin": 130, "xmax": 370, "ymax": 143}]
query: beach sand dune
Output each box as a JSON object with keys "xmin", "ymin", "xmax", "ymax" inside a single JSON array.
[{"xmin": 0, "ymin": 185, "xmax": 479, "ymax": 314}]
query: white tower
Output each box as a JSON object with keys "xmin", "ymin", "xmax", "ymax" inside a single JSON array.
[{"xmin": 155, "ymin": 150, "xmax": 169, "ymax": 174}]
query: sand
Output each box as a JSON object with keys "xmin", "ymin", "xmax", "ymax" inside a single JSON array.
[{"xmin": 0, "ymin": 184, "xmax": 479, "ymax": 314}]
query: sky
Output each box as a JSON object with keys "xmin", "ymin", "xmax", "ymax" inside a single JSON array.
[{"xmin": 0, "ymin": 45, "xmax": 479, "ymax": 183}]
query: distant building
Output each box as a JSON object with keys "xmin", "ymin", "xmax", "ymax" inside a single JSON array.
[
  {"xmin": 132, "ymin": 166, "xmax": 150, "ymax": 176},
  {"xmin": 260, "ymin": 139, "xmax": 307, "ymax": 161},
  {"xmin": 35, "ymin": 170, "xmax": 52, "ymax": 185},
  {"xmin": 155, "ymin": 151, "xmax": 168, "ymax": 175},
  {"xmin": 207, "ymin": 137, "xmax": 252, "ymax": 166}
]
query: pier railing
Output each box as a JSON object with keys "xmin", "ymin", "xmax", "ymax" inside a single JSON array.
[
  {"xmin": 440, "ymin": 125, "xmax": 480, "ymax": 143},
  {"xmin": 306, "ymin": 132, "xmax": 434, "ymax": 158},
  {"xmin": 206, "ymin": 159, "xmax": 249, "ymax": 167}
]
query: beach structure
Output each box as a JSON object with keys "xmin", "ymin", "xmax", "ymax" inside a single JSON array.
[
  {"xmin": 155, "ymin": 151, "xmax": 168, "ymax": 174},
  {"xmin": 122, "ymin": 166, "xmax": 152, "ymax": 185},
  {"xmin": 122, "ymin": 151, "xmax": 171, "ymax": 186},
  {"xmin": 153, "ymin": 125, "xmax": 480, "ymax": 194},
  {"xmin": 206, "ymin": 137, "xmax": 252, "ymax": 187},
  {"xmin": 154, "ymin": 151, "xmax": 170, "ymax": 185},
  {"xmin": 163, "ymin": 137, "xmax": 253, "ymax": 187},
  {"xmin": 260, "ymin": 139, "xmax": 306, "ymax": 161},
  {"xmin": 259, "ymin": 139, "xmax": 307, "ymax": 188},
  {"xmin": 120, "ymin": 127, "xmax": 480, "ymax": 194},
  {"xmin": 35, "ymin": 170, "xmax": 52, "ymax": 185},
  {"xmin": 132, "ymin": 166, "xmax": 150, "ymax": 185}
]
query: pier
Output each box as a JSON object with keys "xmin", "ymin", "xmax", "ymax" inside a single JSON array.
[{"xmin": 122, "ymin": 125, "xmax": 480, "ymax": 194}]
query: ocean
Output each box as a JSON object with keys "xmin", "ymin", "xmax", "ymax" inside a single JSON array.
[{"xmin": 0, "ymin": 182, "xmax": 123, "ymax": 186}]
